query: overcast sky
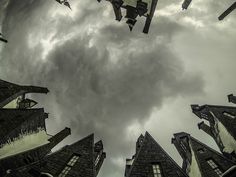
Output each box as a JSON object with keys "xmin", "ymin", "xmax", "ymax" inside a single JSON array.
[{"xmin": 0, "ymin": 0, "xmax": 236, "ymax": 177}]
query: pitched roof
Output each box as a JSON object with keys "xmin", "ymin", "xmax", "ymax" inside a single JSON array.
[
  {"xmin": 127, "ymin": 132, "xmax": 188, "ymax": 177},
  {"xmin": 4, "ymin": 134, "xmax": 102, "ymax": 177}
]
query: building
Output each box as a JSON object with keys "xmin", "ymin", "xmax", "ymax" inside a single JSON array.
[
  {"xmin": 172, "ymin": 132, "xmax": 236, "ymax": 177},
  {"xmin": 191, "ymin": 96, "xmax": 236, "ymax": 161},
  {"xmin": 97, "ymin": 0, "xmax": 158, "ymax": 33},
  {"xmin": 125, "ymin": 132, "xmax": 188, "ymax": 177},
  {"xmin": 0, "ymin": 79, "xmax": 49, "ymax": 108},
  {"xmin": 125, "ymin": 92, "xmax": 236, "ymax": 177},
  {"xmin": 0, "ymin": 79, "xmax": 106, "ymax": 177},
  {"xmin": 4, "ymin": 134, "xmax": 106, "ymax": 177}
]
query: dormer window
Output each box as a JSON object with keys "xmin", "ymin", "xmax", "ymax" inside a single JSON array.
[{"xmin": 152, "ymin": 164, "xmax": 162, "ymax": 177}]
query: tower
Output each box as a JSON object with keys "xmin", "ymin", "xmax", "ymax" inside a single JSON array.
[{"xmin": 125, "ymin": 132, "xmax": 188, "ymax": 177}]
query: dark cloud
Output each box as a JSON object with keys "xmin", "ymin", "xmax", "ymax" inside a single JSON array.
[{"xmin": 0, "ymin": 0, "xmax": 209, "ymax": 176}]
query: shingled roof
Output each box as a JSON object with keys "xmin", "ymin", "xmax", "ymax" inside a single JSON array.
[{"xmin": 125, "ymin": 132, "xmax": 188, "ymax": 177}]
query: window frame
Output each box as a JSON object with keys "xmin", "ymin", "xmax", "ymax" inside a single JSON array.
[
  {"xmin": 58, "ymin": 154, "xmax": 80, "ymax": 177},
  {"xmin": 152, "ymin": 163, "xmax": 163, "ymax": 177},
  {"xmin": 206, "ymin": 159, "xmax": 223, "ymax": 176}
]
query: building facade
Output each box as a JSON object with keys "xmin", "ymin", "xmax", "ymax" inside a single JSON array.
[
  {"xmin": 0, "ymin": 79, "xmax": 106, "ymax": 177},
  {"xmin": 125, "ymin": 132, "xmax": 188, "ymax": 177},
  {"xmin": 172, "ymin": 132, "xmax": 235, "ymax": 177},
  {"xmin": 191, "ymin": 95, "xmax": 236, "ymax": 161}
]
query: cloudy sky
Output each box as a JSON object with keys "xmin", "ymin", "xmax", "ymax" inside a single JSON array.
[{"xmin": 0, "ymin": 0, "xmax": 236, "ymax": 176}]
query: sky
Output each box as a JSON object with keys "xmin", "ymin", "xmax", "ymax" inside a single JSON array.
[{"xmin": 0, "ymin": 0, "xmax": 236, "ymax": 176}]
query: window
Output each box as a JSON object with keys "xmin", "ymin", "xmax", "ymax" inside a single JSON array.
[
  {"xmin": 58, "ymin": 166, "xmax": 71, "ymax": 177},
  {"xmin": 95, "ymin": 154, "xmax": 100, "ymax": 166},
  {"xmin": 207, "ymin": 159, "xmax": 218, "ymax": 168},
  {"xmin": 58, "ymin": 155, "xmax": 80, "ymax": 177},
  {"xmin": 214, "ymin": 168, "xmax": 223, "ymax": 176},
  {"xmin": 152, "ymin": 164, "xmax": 162, "ymax": 177},
  {"xmin": 207, "ymin": 159, "xmax": 223, "ymax": 176},
  {"xmin": 67, "ymin": 155, "xmax": 80, "ymax": 166},
  {"xmin": 180, "ymin": 142, "xmax": 187, "ymax": 152}
]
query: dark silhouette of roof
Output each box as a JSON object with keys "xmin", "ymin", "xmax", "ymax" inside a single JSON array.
[
  {"xmin": 125, "ymin": 132, "xmax": 188, "ymax": 177},
  {"xmin": 55, "ymin": 0, "xmax": 72, "ymax": 10},
  {"xmin": 97, "ymin": 0, "xmax": 158, "ymax": 34},
  {"xmin": 4, "ymin": 134, "xmax": 106, "ymax": 177}
]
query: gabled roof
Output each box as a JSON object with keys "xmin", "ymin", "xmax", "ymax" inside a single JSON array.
[
  {"xmin": 0, "ymin": 79, "xmax": 49, "ymax": 108},
  {"xmin": 4, "ymin": 134, "xmax": 105, "ymax": 177},
  {"xmin": 36, "ymin": 134, "xmax": 95, "ymax": 176},
  {"xmin": 126, "ymin": 132, "xmax": 188, "ymax": 177}
]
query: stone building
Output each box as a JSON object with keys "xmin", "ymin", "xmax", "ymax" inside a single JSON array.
[
  {"xmin": 0, "ymin": 79, "xmax": 49, "ymax": 108},
  {"xmin": 125, "ymin": 93, "xmax": 236, "ymax": 177},
  {"xmin": 0, "ymin": 79, "xmax": 106, "ymax": 177},
  {"xmin": 191, "ymin": 95, "xmax": 236, "ymax": 161},
  {"xmin": 125, "ymin": 132, "xmax": 188, "ymax": 177},
  {"xmin": 172, "ymin": 132, "xmax": 235, "ymax": 177}
]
